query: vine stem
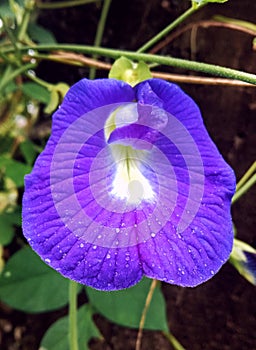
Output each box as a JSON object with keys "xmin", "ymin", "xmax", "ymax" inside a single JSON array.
[
  {"xmin": 36, "ymin": 0, "xmax": 100, "ymax": 9},
  {"xmin": 232, "ymin": 173, "xmax": 256, "ymax": 204},
  {"xmin": 69, "ymin": 280, "xmax": 79, "ymax": 350},
  {"xmin": 235, "ymin": 161, "xmax": 256, "ymax": 191},
  {"xmin": 135, "ymin": 279, "xmax": 158, "ymax": 350},
  {"xmin": 5, "ymin": 44, "xmax": 256, "ymax": 84},
  {"xmin": 18, "ymin": 52, "xmax": 256, "ymax": 87},
  {"xmin": 163, "ymin": 331, "xmax": 186, "ymax": 350},
  {"xmin": 0, "ymin": 63, "xmax": 36, "ymax": 92},
  {"xmin": 89, "ymin": 0, "xmax": 112, "ymax": 79},
  {"xmin": 137, "ymin": 3, "xmax": 205, "ymax": 53}
]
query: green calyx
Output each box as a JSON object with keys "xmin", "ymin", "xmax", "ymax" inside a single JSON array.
[{"xmin": 109, "ymin": 57, "xmax": 152, "ymax": 86}]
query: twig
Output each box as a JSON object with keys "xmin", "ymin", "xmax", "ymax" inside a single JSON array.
[
  {"xmin": 151, "ymin": 72, "xmax": 256, "ymax": 87},
  {"xmin": 135, "ymin": 279, "xmax": 158, "ymax": 350},
  {"xmin": 150, "ymin": 20, "xmax": 256, "ymax": 55}
]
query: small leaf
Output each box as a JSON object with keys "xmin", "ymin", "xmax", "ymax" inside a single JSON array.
[
  {"xmin": 109, "ymin": 57, "xmax": 152, "ymax": 87},
  {"xmin": 0, "ymin": 246, "xmax": 81, "ymax": 312},
  {"xmin": 0, "ymin": 156, "xmax": 31, "ymax": 187},
  {"xmin": 20, "ymin": 140, "xmax": 38, "ymax": 165},
  {"xmin": 0, "ymin": 218, "xmax": 15, "ymax": 245},
  {"xmin": 28, "ymin": 23, "xmax": 57, "ymax": 44},
  {"xmin": 21, "ymin": 82, "xmax": 51, "ymax": 104},
  {"xmin": 0, "ymin": 207, "xmax": 21, "ymax": 245},
  {"xmin": 86, "ymin": 278, "xmax": 168, "ymax": 331},
  {"xmin": 40, "ymin": 305, "xmax": 101, "ymax": 350},
  {"xmin": 44, "ymin": 89, "xmax": 59, "ymax": 114}
]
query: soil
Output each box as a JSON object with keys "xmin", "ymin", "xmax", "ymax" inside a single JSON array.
[{"xmin": 1, "ymin": 0, "xmax": 256, "ymax": 349}]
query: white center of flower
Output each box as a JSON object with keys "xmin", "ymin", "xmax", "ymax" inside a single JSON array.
[
  {"xmin": 110, "ymin": 146, "xmax": 154, "ymax": 205},
  {"xmin": 105, "ymin": 104, "xmax": 155, "ymax": 205}
]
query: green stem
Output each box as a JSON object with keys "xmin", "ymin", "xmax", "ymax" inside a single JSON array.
[
  {"xmin": 163, "ymin": 331, "xmax": 186, "ymax": 350},
  {"xmin": 0, "ymin": 15, "xmax": 21, "ymax": 61},
  {"xmin": 89, "ymin": 0, "xmax": 112, "ymax": 79},
  {"xmin": 236, "ymin": 161, "xmax": 256, "ymax": 191},
  {"xmin": 25, "ymin": 71, "xmax": 55, "ymax": 90},
  {"xmin": 137, "ymin": 4, "xmax": 204, "ymax": 53},
  {"xmin": 69, "ymin": 280, "xmax": 79, "ymax": 350},
  {"xmin": 5, "ymin": 44, "xmax": 256, "ymax": 85},
  {"xmin": 17, "ymin": 0, "xmax": 34, "ymax": 41},
  {"xmin": 36, "ymin": 0, "xmax": 100, "ymax": 9},
  {"xmin": 232, "ymin": 173, "xmax": 256, "ymax": 204},
  {"xmin": 0, "ymin": 63, "xmax": 36, "ymax": 92}
]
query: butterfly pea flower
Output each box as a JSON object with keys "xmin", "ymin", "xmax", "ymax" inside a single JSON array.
[
  {"xmin": 230, "ymin": 238, "xmax": 256, "ymax": 285},
  {"xmin": 22, "ymin": 78, "xmax": 236, "ymax": 291}
]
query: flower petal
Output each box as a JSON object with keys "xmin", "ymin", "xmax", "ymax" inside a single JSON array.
[
  {"xmin": 22, "ymin": 78, "xmax": 236, "ymax": 290},
  {"xmin": 135, "ymin": 79, "xmax": 236, "ymax": 286}
]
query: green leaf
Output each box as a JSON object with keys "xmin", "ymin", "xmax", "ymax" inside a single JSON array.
[
  {"xmin": 86, "ymin": 278, "xmax": 168, "ymax": 331},
  {"xmin": 21, "ymin": 82, "xmax": 51, "ymax": 104},
  {"xmin": 28, "ymin": 23, "xmax": 57, "ymax": 44},
  {"xmin": 20, "ymin": 140, "xmax": 38, "ymax": 165},
  {"xmin": 0, "ymin": 218, "xmax": 15, "ymax": 245},
  {"xmin": 41, "ymin": 305, "xmax": 101, "ymax": 350},
  {"xmin": 0, "ymin": 156, "xmax": 31, "ymax": 187},
  {"xmin": 109, "ymin": 57, "xmax": 152, "ymax": 87},
  {"xmin": 0, "ymin": 209, "xmax": 21, "ymax": 245},
  {"xmin": 0, "ymin": 246, "xmax": 81, "ymax": 312}
]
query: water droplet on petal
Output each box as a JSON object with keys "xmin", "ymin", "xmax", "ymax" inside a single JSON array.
[
  {"xmin": 45, "ymin": 258, "xmax": 51, "ymax": 263},
  {"xmin": 106, "ymin": 254, "xmax": 111, "ymax": 259},
  {"xmin": 151, "ymin": 232, "xmax": 156, "ymax": 238},
  {"xmin": 79, "ymin": 243, "xmax": 84, "ymax": 248},
  {"xmin": 92, "ymin": 245, "xmax": 97, "ymax": 250}
]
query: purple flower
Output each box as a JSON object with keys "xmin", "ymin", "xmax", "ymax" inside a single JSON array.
[{"xmin": 22, "ymin": 78, "xmax": 236, "ymax": 290}]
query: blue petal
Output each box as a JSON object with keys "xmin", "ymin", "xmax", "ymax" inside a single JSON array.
[{"xmin": 135, "ymin": 79, "xmax": 236, "ymax": 286}]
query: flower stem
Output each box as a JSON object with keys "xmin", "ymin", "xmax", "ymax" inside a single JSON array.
[
  {"xmin": 135, "ymin": 279, "xmax": 158, "ymax": 350},
  {"xmin": 36, "ymin": 0, "xmax": 100, "ymax": 9},
  {"xmin": 89, "ymin": 0, "xmax": 112, "ymax": 79},
  {"xmin": 69, "ymin": 280, "xmax": 79, "ymax": 350},
  {"xmin": 17, "ymin": 0, "xmax": 34, "ymax": 42},
  {"xmin": 5, "ymin": 44, "xmax": 256, "ymax": 85},
  {"xmin": 137, "ymin": 3, "xmax": 205, "ymax": 53},
  {"xmin": 0, "ymin": 63, "xmax": 36, "ymax": 92},
  {"xmin": 236, "ymin": 161, "xmax": 256, "ymax": 191},
  {"xmin": 163, "ymin": 331, "xmax": 186, "ymax": 350},
  {"xmin": 0, "ymin": 15, "xmax": 21, "ymax": 61},
  {"xmin": 25, "ymin": 71, "xmax": 55, "ymax": 90},
  {"xmin": 232, "ymin": 173, "xmax": 256, "ymax": 204}
]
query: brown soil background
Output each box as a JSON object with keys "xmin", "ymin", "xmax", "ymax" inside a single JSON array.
[{"xmin": 1, "ymin": 0, "xmax": 256, "ymax": 349}]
